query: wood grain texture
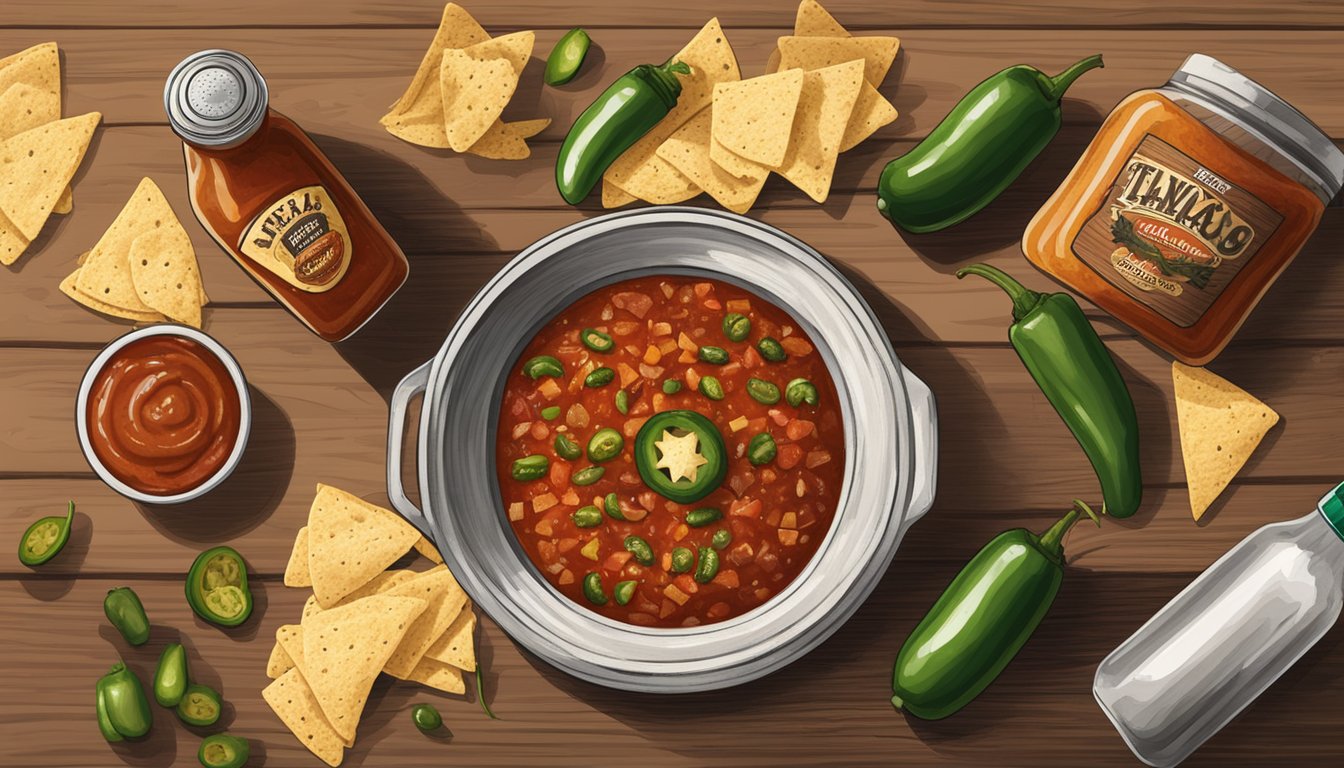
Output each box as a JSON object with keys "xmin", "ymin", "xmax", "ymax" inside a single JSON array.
[{"xmin": 3, "ymin": 1, "xmax": 1344, "ymax": 766}]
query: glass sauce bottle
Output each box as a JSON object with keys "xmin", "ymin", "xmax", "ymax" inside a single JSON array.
[
  {"xmin": 164, "ymin": 50, "xmax": 408, "ymax": 342},
  {"xmin": 1023, "ymin": 55, "xmax": 1342, "ymax": 365}
]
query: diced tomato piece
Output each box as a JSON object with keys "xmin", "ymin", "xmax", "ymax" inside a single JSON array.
[
  {"xmin": 673, "ymin": 524, "xmax": 689, "ymax": 541},
  {"xmin": 755, "ymin": 588, "xmax": 771, "ymax": 601},
  {"xmin": 780, "ymin": 336, "xmax": 813, "ymax": 356},
  {"xmin": 537, "ymin": 379, "xmax": 562, "ymax": 400},
  {"xmin": 780, "ymin": 512, "xmax": 798, "ymax": 529},
  {"xmin": 805, "ymin": 449, "xmax": 832, "ymax": 469},
  {"xmin": 509, "ymin": 395, "xmax": 528, "ymax": 417},
  {"xmin": 530, "ymin": 421, "xmax": 550, "ymax": 440},
  {"xmin": 728, "ymin": 470, "xmax": 756, "ymax": 497},
  {"xmin": 619, "ymin": 471, "xmax": 641, "ymax": 486},
  {"xmin": 603, "ymin": 551, "xmax": 633, "ymax": 571},
  {"xmin": 612, "ymin": 320, "xmax": 641, "ymax": 336},
  {"xmin": 693, "ymin": 282, "xmax": 713, "ymax": 297},
  {"xmin": 728, "ymin": 542, "xmax": 755, "ymax": 566},
  {"xmin": 786, "ymin": 419, "xmax": 815, "ymax": 441},
  {"xmin": 613, "ymin": 291, "xmax": 653, "ymax": 318},
  {"xmin": 560, "ymin": 489, "xmax": 580, "ymax": 506},
  {"xmin": 511, "ymin": 421, "xmax": 532, "ymax": 440},
  {"xmin": 639, "ymin": 363, "xmax": 665, "ymax": 379},
  {"xmin": 712, "ymin": 570, "xmax": 740, "ymax": 588},
  {"xmin": 761, "ymin": 468, "xmax": 777, "ymax": 483},
  {"xmin": 742, "ymin": 346, "xmax": 763, "ymax": 369},
  {"xmin": 659, "ymin": 599, "xmax": 678, "ymax": 618},
  {"xmin": 617, "ymin": 363, "xmax": 639, "ymax": 388},
  {"xmin": 703, "ymin": 299, "xmax": 722, "ymax": 310},
  {"xmin": 620, "ymin": 505, "xmax": 648, "ymax": 522},
  {"xmin": 685, "ymin": 368, "xmax": 701, "ymax": 390},
  {"xmin": 557, "ymin": 537, "xmax": 579, "ymax": 553},
  {"xmin": 532, "ymin": 493, "xmax": 559, "ymax": 513},
  {"xmin": 767, "ymin": 409, "xmax": 789, "ymax": 426},
  {"xmin": 707, "ymin": 602, "xmax": 731, "ymax": 619},
  {"xmin": 664, "ymin": 583, "xmax": 692, "ymax": 604},
  {"xmin": 537, "ymin": 540, "xmax": 558, "ymax": 562},
  {"xmin": 729, "ymin": 498, "xmax": 762, "ymax": 518},
  {"xmin": 623, "ymin": 416, "xmax": 649, "ymax": 438},
  {"xmin": 628, "ymin": 612, "xmax": 657, "ymax": 626},
  {"xmin": 558, "ymin": 569, "xmax": 575, "ymax": 585},
  {"xmin": 765, "ymin": 508, "xmax": 782, "ymax": 527},
  {"xmin": 677, "ymin": 331, "xmax": 697, "ymax": 351},
  {"xmin": 778, "ymin": 529, "xmax": 800, "ymax": 546},
  {"xmin": 673, "ymin": 574, "xmax": 700, "ymax": 595},
  {"xmin": 678, "ymin": 350, "xmax": 697, "ymax": 364},
  {"xmin": 565, "ymin": 403, "xmax": 590, "ymax": 428},
  {"xmin": 549, "ymin": 461, "xmax": 570, "ymax": 490},
  {"xmin": 777, "ymin": 444, "xmax": 804, "ymax": 470},
  {"xmin": 638, "ymin": 491, "xmax": 659, "ymax": 511},
  {"xmin": 726, "ymin": 299, "xmax": 751, "ymax": 312}
]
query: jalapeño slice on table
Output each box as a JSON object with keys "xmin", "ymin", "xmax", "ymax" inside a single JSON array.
[
  {"xmin": 198, "ymin": 733, "xmax": 250, "ymax": 768},
  {"xmin": 634, "ymin": 411, "xmax": 727, "ymax": 504},
  {"xmin": 18, "ymin": 500, "xmax": 74, "ymax": 566},
  {"xmin": 186, "ymin": 546, "xmax": 254, "ymax": 627},
  {"xmin": 177, "ymin": 683, "xmax": 222, "ymax": 726}
]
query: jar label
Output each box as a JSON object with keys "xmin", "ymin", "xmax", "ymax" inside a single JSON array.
[
  {"xmin": 1071, "ymin": 134, "xmax": 1283, "ymax": 327},
  {"xmin": 238, "ymin": 185, "xmax": 351, "ymax": 293}
]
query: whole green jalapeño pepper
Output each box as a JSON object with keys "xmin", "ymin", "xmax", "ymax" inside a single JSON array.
[
  {"xmin": 877, "ymin": 54, "xmax": 1103, "ymax": 232},
  {"xmin": 186, "ymin": 546, "xmax": 254, "ymax": 627},
  {"xmin": 153, "ymin": 642, "xmax": 189, "ymax": 707},
  {"xmin": 959, "ymin": 264, "xmax": 1142, "ymax": 518},
  {"xmin": 556, "ymin": 59, "xmax": 691, "ymax": 204},
  {"xmin": 104, "ymin": 587, "xmax": 151, "ymax": 646},
  {"xmin": 96, "ymin": 662, "xmax": 153, "ymax": 739},
  {"xmin": 892, "ymin": 500, "xmax": 1100, "ymax": 719}
]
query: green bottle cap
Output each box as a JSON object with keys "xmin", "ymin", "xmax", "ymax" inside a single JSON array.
[{"xmin": 1318, "ymin": 481, "xmax": 1344, "ymax": 541}]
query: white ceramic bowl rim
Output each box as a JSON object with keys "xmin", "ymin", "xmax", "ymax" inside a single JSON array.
[{"xmin": 75, "ymin": 323, "xmax": 252, "ymax": 505}]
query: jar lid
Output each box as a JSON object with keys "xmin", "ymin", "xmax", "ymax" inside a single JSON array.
[
  {"xmin": 1320, "ymin": 481, "xmax": 1344, "ymax": 542},
  {"xmin": 163, "ymin": 50, "xmax": 268, "ymax": 149},
  {"xmin": 1169, "ymin": 54, "xmax": 1343, "ymax": 202}
]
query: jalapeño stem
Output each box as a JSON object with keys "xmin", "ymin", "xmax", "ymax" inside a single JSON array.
[
  {"xmin": 1045, "ymin": 54, "xmax": 1104, "ymax": 103},
  {"xmin": 956, "ymin": 263, "xmax": 1044, "ymax": 322},
  {"xmin": 1037, "ymin": 499, "xmax": 1102, "ymax": 559}
]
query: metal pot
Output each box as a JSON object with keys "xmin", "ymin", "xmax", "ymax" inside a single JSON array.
[{"xmin": 387, "ymin": 208, "xmax": 937, "ymax": 692}]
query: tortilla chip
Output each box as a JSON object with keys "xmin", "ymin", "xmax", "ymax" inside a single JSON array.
[
  {"xmin": 128, "ymin": 219, "xmax": 204, "ymax": 328},
  {"xmin": 267, "ymin": 633, "xmax": 297, "ymax": 679},
  {"xmin": 658, "ymin": 109, "xmax": 766, "ymax": 214},
  {"xmin": 777, "ymin": 35, "xmax": 900, "ymax": 87},
  {"xmin": 413, "ymin": 535, "xmax": 444, "ymax": 564},
  {"xmin": 602, "ymin": 18, "xmax": 739, "ymax": 203},
  {"xmin": 405, "ymin": 656, "xmax": 466, "ymax": 695},
  {"xmin": 302, "ymin": 594, "xmax": 428, "ymax": 743},
  {"xmin": 284, "ymin": 526, "xmax": 312, "ymax": 588},
  {"xmin": 840, "ymin": 83, "xmax": 898, "ymax": 152},
  {"xmin": 709, "ymin": 136, "xmax": 767, "ymax": 181},
  {"xmin": 0, "ymin": 208, "xmax": 30, "ymax": 266},
  {"xmin": 0, "ymin": 43, "xmax": 60, "ymax": 114},
  {"xmin": 263, "ymin": 669, "xmax": 347, "ymax": 767},
  {"xmin": 0, "ymin": 82, "xmax": 59, "ymax": 140},
  {"xmin": 75, "ymin": 177, "xmax": 171, "ymax": 314},
  {"xmin": 306, "ymin": 484, "xmax": 421, "ymax": 608},
  {"xmin": 439, "ymin": 51, "xmax": 518, "ymax": 153},
  {"xmin": 382, "ymin": 566, "xmax": 470, "ymax": 679},
  {"xmin": 770, "ymin": 60, "xmax": 863, "ymax": 203},
  {"xmin": 711, "ymin": 70, "xmax": 805, "ymax": 168},
  {"xmin": 465, "ymin": 118, "xmax": 550, "ymax": 160},
  {"xmin": 1173, "ymin": 363, "xmax": 1280, "ymax": 521},
  {"xmin": 0, "ymin": 111, "xmax": 98, "ymax": 240},
  {"xmin": 601, "ymin": 181, "xmax": 637, "ymax": 209},
  {"xmin": 424, "ymin": 603, "xmax": 476, "ymax": 671},
  {"xmin": 302, "ymin": 594, "xmax": 323, "ymax": 623},
  {"xmin": 59, "ymin": 268, "xmax": 166, "ymax": 322},
  {"xmin": 794, "ymin": 0, "xmax": 850, "ymax": 37},
  {"xmin": 380, "ymin": 3, "xmax": 490, "ymax": 147}
]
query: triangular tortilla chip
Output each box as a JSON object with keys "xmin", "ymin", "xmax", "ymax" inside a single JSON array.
[
  {"xmin": 302, "ymin": 594, "xmax": 428, "ymax": 742},
  {"xmin": 794, "ymin": 0, "xmax": 850, "ymax": 37},
  {"xmin": 412, "ymin": 535, "xmax": 444, "ymax": 564},
  {"xmin": 0, "ymin": 111, "xmax": 98, "ymax": 240},
  {"xmin": 382, "ymin": 566, "xmax": 470, "ymax": 679},
  {"xmin": 424, "ymin": 603, "xmax": 476, "ymax": 671},
  {"xmin": 60, "ymin": 268, "xmax": 166, "ymax": 322},
  {"xmin": 709, "ymin": 135, "xmax": 767, "ymax": 181},
  {"xmin": 840, "ymin": 83, "xmax": 898, "ymax": 152},
  {"xmin": 267, "ymin": 631, "xmax": 297, "ymax": 679},
  {"xmin": 0, "ymin": 43, "xmax": 60, "ymax": 112},
  {"xmin": 601, "ymin": 180, "xmax": 637, "ymax": 209},
  {"xmin": 659, "ymin": 109, "xmax": 766, "ymax": 214},
  {"xmin": 770, "ymin": 60, "xmax": 863, "ymax": 203},
  {"xmin": 380, "ymin": 3, "xmax": 490, "ymax": 147},
  {"xmin": 1173, "ymin": 362, "xmax": 1280, "ymax": 520},
  {"xmin": 602, "ymin": 18, "xmax": 739, "ymax": 202},
  {"xmin": 0, "ymin": 208, "xmax": 31, "ymax": 266},
  {"xmin": 128, "ymin": 219, "xmax": 204, "ymax": 328},
  {"xmin": 283, "ymin": 526, "xmax": 312, "ymax": 588},
  {"xmin": 75, "ymin": 178, "xmax": 173, "ymax": 313},
  {"xmin": 711, "ymin": 70, "xmax": 805, "ymax": 168},
  {"xmin": 439, "ymin": 50, "xmax": 520, "ymax": 153},
  {"xmin": 301, "ymin": 571, "xmax": 417, "ymax": 620},
  {"xmin": 465, "ymin": 118, "xmax": 549, "ymax": 160},
  {"xmin": 0, "ymin": 82, "xmax": 59, "ymax": 139},
  {"xmin": 406, "ymin": 656, "xmax": 466, "ymax": 694},
  {"xmin": 306, "ymin": 484, "xmax": 421, "ymax": 607},
  {"xmin": 263, "ymin": 669, "xmax": 347, "ymax": 768},
  {"xmin": 777, "ymin": 35, "xmax": 900, "ymax": 87},
  {"xmin": 274, "ymin": 624, "xmax": 354, "ymax": 749}
]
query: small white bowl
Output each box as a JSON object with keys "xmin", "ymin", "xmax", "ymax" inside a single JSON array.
[{"xmin": 76, "ymin": 324, "xmax": 252, "ymax": 505}]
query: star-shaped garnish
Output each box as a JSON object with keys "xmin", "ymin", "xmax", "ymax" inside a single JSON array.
[{"xmin": 654, "ymin": 428, "xmax": 708, "ymax": 484}]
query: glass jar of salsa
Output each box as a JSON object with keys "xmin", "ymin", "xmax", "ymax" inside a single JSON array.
[
  {"xmin": 1023, "ymin": 54, "xmax": 1343, "ymax": 364},
  {"xmin": 164, "ymin": 50, "xmax": 408, "ymax": 342}
]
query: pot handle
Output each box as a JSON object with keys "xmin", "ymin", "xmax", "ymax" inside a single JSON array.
[
  {"xmin": 387, "ymin": 360, "xmax": 433, "ymax": 537},
  {"xmin": 899, "ymin": 362, "xmax": 938, "ymax": 525}
]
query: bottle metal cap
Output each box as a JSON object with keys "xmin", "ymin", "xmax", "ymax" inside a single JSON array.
[
  {"xmin": 164, "ymin": 49, "xmax": 268, "ymax": 149},
  {"xmin": 1318, "ymin": 481, "xmax": 1344, "ymax": 542}
]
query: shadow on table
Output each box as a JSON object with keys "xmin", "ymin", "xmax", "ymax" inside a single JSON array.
[
  {"xmin": 310, "ymin": 135, "xmax": 505, "ymax": 400},
  {"xmin": 133, "ymin": 386, "xmax": 292, "ymax": 544}
]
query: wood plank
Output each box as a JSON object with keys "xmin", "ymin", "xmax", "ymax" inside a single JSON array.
[
  {"xmin": 4, "ymin": 129, "xmax": 1342, "ymax": 346},
  {"xmin": 3, "ymin": 0, "xmax": 1342, "ymax": 30},
  {"xmin": 1, "ymin": 29, "xmax": 1342, "ymax": 138},
  {"xmin": 4, "ymin": 574, "xmax": 1344, "ymax": 767}
]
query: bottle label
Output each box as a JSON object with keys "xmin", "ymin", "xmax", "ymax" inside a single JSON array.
[
  {"xmin": 1070, "ymin": 134, "xmax": 1283, "ymax": 327},
  {"xmin": 238, "ymin": 185, "xmax": 351, "ymax": 293}
]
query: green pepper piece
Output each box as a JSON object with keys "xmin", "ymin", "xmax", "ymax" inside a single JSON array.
[
  {"xmin": 693, "ymin": 547, "xmax": 719, "ymax": 583},
  {"xmin": 554, "ymin": 433, "xmax": 582, "ymax": 461},
  {"xmin": 585, "ymin": 367, "xmax": 616, "ymax": 388},
  {"xmin": 198, "ymin": 734, "xmax": 250, "ymax": 768},
  {"xmin": 746, "ymin": 378, "xmax": 780, "ymax": 405},
  {"xmin": 958, "ymin": 264, "xmax": 1142, "ymax": 518},
  {"xmin": 411, "ymin": 703, "xmax": 443, "ymax": 733},
  {"xmin": 18, "ymin": 500, "xmax": 74, "ymax": 566},
  {"xmin": 785, "ymin": 378, "xmax": 819, "ymax": 408},
  {"xmin": 711, "ymin": 528, "xmax": 732, "ymax": 550},
  {"xmin": 96, "ymin": 685, "xmax": 124, "ymax": 743},
  {"xmin": 104, "ymin": 587, "xmax": 150, "ymax": 646},
  {"xmin": 670, "ymin": 547, "xmax": 694, "ymax": 573},
  {"xmin": 698, "ymin": 345, "xmax": 729, "ymax": 365},
  {"xmin": 877, "ymin": 54, "xmax": 1103, "ymax": 233},
  {"xmin": 756, "ymin": 337, "xmax": 787, "ymax": 362},
  {"xmin": 604, "ymin": 492, "xmax": 625, "ymax": 520},
  {"xmin": 662, "ymin": 379, "xmax": 682, "ymax": 395},
  {"xmin": 698, "ymin": 375, "xmax": 724, "ymax": 401},
  {"xmin": 587, "ymin": 427, "xmax": 625, "ymax": 463},
  {"xmin": 623, "ymin": 535, "xmax": 655, "ymax": 566},
  {"xmin": 615, "ymin": 389, "xmax": 629, "ymax": 415},
  {"xmin": 511, "ymin": 454, "xmax": 550, "ymax": 481},
  {"xmin": 154, "ymin": 642, "xmax": 190, "ymax": 707},
  {"xmin": 185, "ymin": 547, "xmax": 254, "ymax": 627},
  {"xmin": 581, "ymin": 327, "xmax": 615, "ymax": 353},
  {"xmin": 556, "ymin": 59, "xmax": 692, "ymax": 204},
  {"xmin": 633, "ymin": 411, "xmax": 728, "ymax": 504},
  {"xmin": 522, "ymin": 355, "xmax": 564, "ymax": 380},
  {"xmin": 572, "ymin": 506, "xmax": 603, "ymax": 528},
  {"xmin": 613, "ymin": 580, "xmax": 638, "ymax": 606},
  {"xmin": 685, "ymin": 508, "xmax": 722, "ymax": 527},
  {"xmin": 582, "ymin": 572, "xmax": 608, "ymax": 605},
  {"xmin": 722, "ymin": 313, "xmax": 751, "ymax": 342},
  {"xmin": 748, "ymin": 432, "xmax": 777, "ymax": 466},
  {"xmin": 177, "ymin": 683, "xmax": 222, "ymax": 727},
  {"xmin": 541, "ymin": 406, "xmax": 561, "ymax": 421},
  {"xmin": 97, "ymin": 661, "xmax": 152, "ymax": 739},
  {"xmin": 545, "ymin": 28, "xmax": 591, "ymax": 87},
  {"xmin": 571, "ymin": 466, "xmax": 606, "ymax": 486},
  {"xmin": 892, "ymin": 500, "xmax": 1101, "ymax": 720}
]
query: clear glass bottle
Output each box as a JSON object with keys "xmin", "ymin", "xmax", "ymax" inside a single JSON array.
[{"xmin": 1094, "ymin": 482, "xmax": 1344, "ymax": 767}]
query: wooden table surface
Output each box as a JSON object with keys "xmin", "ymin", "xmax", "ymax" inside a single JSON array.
[{"xmin": 4, "ymin": 1, "xmax": 1343, "ymax": 766}]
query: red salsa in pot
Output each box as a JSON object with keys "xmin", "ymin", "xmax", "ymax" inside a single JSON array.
[{"xmin": 496, "ymin": 276, "xmax": 844, "ymax": 628}]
